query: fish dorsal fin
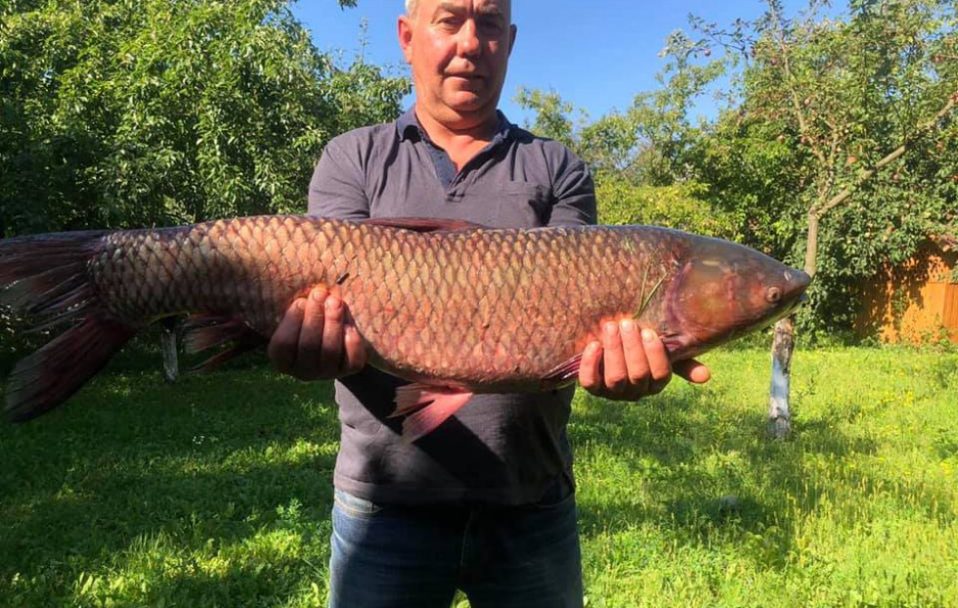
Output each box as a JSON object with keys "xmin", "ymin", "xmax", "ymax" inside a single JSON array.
[{"xmin": 359, "ymin": 217, "xmax": 487, "ymax": 233}]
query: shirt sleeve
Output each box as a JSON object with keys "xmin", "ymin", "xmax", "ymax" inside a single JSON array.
[
  {"xmin": 547, "ymin": 147, "xmax": 597, "ymax": 228},
  {"xmin": 307, "ymin": 135, "xmax": 371, "ymax": 220}
]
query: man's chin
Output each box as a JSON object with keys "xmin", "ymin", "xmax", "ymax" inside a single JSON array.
[{"xmin": 443, "ymin": 95, "xmax": 494, "ymax": 116}]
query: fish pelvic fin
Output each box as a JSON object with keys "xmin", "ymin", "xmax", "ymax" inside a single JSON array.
[
  {"xmin": 392, "ymin": 384, "xmax": 473, "ymax": 443},
  {"xmin": 542, "ymin": 354, "xmax": 583, "ymax": 387},
  {"xmin": 181, "ymin": 315, "xmax": 267, "ymax": 372},
  {"xmin": 6, "ymin": 315, "xmax": 136, "ymax": 422}
]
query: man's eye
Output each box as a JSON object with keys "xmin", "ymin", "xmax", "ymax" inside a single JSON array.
[
  {"xmin": 478, "ymin": 18, "xmax": 503, "ymax": 35},
  {"xmin": 437, "ymin": 16, "xmax": 462, "ymax": 29}
]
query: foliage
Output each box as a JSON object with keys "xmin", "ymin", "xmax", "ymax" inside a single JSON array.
[
  {"xmin": 0, "ymin": 0, "xmax": 408, "ymax": 235},
  {"xmin": 0, "ymin": 347, "xmax": 955, "ymax": 605},
  {"xmin": 687, "ymin": 0, "xmax": 958, "ymax": 333},
  {"xmin": 597, "ymin": 178, "xmax": 739, "ymax": 239}
]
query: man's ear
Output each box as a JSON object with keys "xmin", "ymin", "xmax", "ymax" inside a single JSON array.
[
  {"xmin": 398, "ymin": 15, "xmax": 414, "ymax": 63},
  {"xmin": 508, "ymin": 24, "xmax": 517, "ymax": 56}
]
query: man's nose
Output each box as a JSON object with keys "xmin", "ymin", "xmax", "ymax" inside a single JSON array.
[{"xmin": 456, "ymin": 19, "xmax": 481, "ymax": 56}]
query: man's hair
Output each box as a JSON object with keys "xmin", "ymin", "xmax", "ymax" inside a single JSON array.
[{"xmin": 405, "ymin": 1, "xmax": 513, "ymax": 19}]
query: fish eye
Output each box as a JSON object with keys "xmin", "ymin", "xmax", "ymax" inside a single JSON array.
[{"xmin": 766, "ymin": 287, "xmax": 782, "ymax": 303}]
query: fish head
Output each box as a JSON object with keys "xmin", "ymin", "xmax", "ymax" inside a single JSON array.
[{"xmin": 663, "ymin": 238, "xmax": 811, "ymax": 356}]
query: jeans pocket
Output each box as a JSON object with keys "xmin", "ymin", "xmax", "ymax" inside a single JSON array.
[
  {"xmin": 531, "ymin": 474, "xmax": 576, "ymax": 511},
  {"xmin": 333, "ymin": 488, "xmax": 384, "ymax": 520}
]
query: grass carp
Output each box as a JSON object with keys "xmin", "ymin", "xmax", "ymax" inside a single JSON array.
[{"xmin": 0, "ymin": 216, "xmax": 810, "ymax": 439}]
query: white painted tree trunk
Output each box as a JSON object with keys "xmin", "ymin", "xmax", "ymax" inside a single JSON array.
[
  {"xmin": 768, "ymin": 316, "xmax": 794, "ymax": 439},
  {"xmin": 161, "ymin": 321, "xmax": 179, "ymax": 383}
]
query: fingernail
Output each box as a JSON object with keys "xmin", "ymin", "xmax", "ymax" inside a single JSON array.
[
  {"xmin": 295, "ymin": 299, "xmax": 306, "ymax": 312},
  {"xmin": 620, "ymin": 319, "xmax": 636, "ymax": 333},
  {"xmin": 311, "ymin": 287, "xmax": 325, "ymax": 301},
  {"xmin": 587, "ymin": 341, "xmax": 600, "ymax": 355},
  {"xmin": 641, "ymin": 328, "xmax": 656, "ymax": 343},
  {"xmin": 326, "ymin": 296, "xmax": 340, "ymax": 311},
  {"xmin": 604, "ymin": 322, "xmax": 617, "ymax": 336}
]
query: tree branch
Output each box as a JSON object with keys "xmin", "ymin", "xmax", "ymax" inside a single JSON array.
[{"xmin": 814, "ymin": 89, "xmax": 958, "ymax": 218}]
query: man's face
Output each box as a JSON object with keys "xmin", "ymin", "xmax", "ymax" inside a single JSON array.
[{"xmin": 399, "ymin": 0, "xmax": 516, "ymax": 128}]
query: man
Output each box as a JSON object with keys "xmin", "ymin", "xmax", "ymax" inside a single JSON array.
[{"xmin": 267, "ymin": 1, "xmax": 710, "ymax": 606}]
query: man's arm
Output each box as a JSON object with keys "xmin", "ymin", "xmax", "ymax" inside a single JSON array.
[
  {"xmin": 268, "ymin": 138, "xmax": 369, "ymax": 381},
  {"xmin": 307, "ymin": 137, "xmax": 371, "ymax": 220}
]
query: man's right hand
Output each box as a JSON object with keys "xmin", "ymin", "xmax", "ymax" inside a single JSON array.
[{"xmin": 267, "ymin": 286, "xmax": 368, "ymax": 381}]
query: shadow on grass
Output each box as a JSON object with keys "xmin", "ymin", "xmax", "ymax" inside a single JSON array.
[
  {"xmin": 0, "ymin": 350, "xmax": 340, "ymax": 605},
  {"xmin": 568, "ymin": 384, "xmax": 935, "ymax": 572}
]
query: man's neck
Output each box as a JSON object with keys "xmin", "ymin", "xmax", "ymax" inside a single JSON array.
[{"xmin": 414, "ymin": 106, "xmax": 501, "ymax": 170}]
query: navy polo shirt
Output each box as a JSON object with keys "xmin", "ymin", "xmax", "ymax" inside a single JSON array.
[{"xmin": 308, "ymin": 108, "xmax": 596, "ymax": 505}]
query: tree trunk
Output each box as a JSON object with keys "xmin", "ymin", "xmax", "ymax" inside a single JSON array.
[
  {"xmin": 160, "ymin": 319, "xmax": 179, "ymax": 383},
  {"xmin": 766, "ymin": 209, "xmax": 818, "ymax": 438},
  {"xmin": 768, "ymin": 316, "xmax": 795, "ymax": 439}
]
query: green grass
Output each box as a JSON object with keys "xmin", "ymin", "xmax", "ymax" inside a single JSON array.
[{"xmin": 1, "ymin": 347, "xmax": 956, "ymax": 607}]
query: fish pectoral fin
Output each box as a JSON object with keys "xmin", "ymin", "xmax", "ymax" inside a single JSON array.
[
  {"xmin": 359, "ymin": 217, "xmax": 487, "ymax": 233},
  {"xmin": 542, "ymin": 354, "xmax": 583, "ymax": 386},
  {"xmin": 391, "ymin": 384, "xmax": 473, "ymax": 443}
]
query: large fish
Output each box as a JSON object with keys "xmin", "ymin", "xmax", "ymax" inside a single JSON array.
[{"xmin": 0, "ymin": 216, "xmax": 809, "ymax": 439}]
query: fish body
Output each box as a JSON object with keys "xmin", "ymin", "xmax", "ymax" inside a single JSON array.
[{"xmin": 0, "ymin": 215, "xmax": 810, "ymax": 437}]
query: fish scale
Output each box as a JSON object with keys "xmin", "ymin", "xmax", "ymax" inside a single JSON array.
[{"xmin": 0, "ymin": 215, "xmax": 809, "ymax": 434}]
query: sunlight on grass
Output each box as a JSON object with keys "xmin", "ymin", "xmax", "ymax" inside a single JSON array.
[{"xmin": 1, "ymin": 346, "xmax": 956, "ymax": 606}]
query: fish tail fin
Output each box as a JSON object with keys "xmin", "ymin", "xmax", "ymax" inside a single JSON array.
[
  {"xmin": 6, "ymin": 315, "xmax": 137, "ymax": 421},
  {"xmin": 0, "ymin": 230, "xmax": 108, "ymax": 320},
  {"xmin": 0, "ymin": 231, "xmax": 137, "ymax": 420}
]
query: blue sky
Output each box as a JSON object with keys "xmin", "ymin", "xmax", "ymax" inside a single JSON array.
[{"xmin": 291, "ymin": 1, "xmax": 811, "ymax": 126}]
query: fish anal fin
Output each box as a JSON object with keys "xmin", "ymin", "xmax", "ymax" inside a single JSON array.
[
  {"xmin": 360, "ymin": 217, "xmax": 487, "ymax": 233},
  {"xmin": 391, "ymin": 384, "xmax": 473, "ymax": 442},
  {"xmin": 6, "ymin": 315, "xmax": 136, "ymax": 422}
]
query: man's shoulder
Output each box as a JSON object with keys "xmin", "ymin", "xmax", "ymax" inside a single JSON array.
[
  {"xmin": 507, "ymin": 125, "xmax": 588, "ymax": 171},
  {"xmin": 326, "ymin": 120, "xmax": 400, "ymax": 149},
  {"xmin": 509, "ymin": 125, "xmax": 578, "ymax": 153}
]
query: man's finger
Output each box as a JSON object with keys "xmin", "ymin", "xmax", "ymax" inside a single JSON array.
[
  {"xmin": 342, "ymin": 325, "xmax": 368, "ymax": 375},
  {"xmin": 673, "ymin": 358, "xmax": 711, "ymax": 384},
  {"xmin": 295, "ymin": 286, "xmax": 328, "ymax": 378},
  {"xmin": 317, "ymin": 294, "xmax": 347, "ymax": 377},
  {"xmin": 267, "ymin": 298, "xmax": 305, "ymax": 374},
  {"xmin": 640, "ymin": 328, "xmax": 671, "ymax": 394},
  {"xmin": 578, "ymin": 341, "xmax": 602, "ymax": 391},
  {"xmin": 619, "ymin": 320, "xmax": 651, "ymax": 390},
  {"xmin": 601, "ymin": 321, "xmax": 629, "ymax": 394}
]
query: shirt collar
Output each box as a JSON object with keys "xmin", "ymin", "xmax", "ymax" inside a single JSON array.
[{"xmin": 396, "ymin": 107, "xmax": 514, "ymax": 144}]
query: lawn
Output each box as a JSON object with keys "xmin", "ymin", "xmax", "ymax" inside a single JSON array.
[{"xmin": 1, "ymin": 345, "xmax": 956, "ymax": 607}]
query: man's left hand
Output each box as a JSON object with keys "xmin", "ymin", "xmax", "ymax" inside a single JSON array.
[{"xmin": 578, "ymin": 319, "xmax": 711, "ymax": 401}]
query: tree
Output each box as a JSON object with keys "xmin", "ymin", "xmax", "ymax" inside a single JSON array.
[
  {"xmin": 0, "ymin": 0, "xmax": 409, "ymax": 235},
  {"xmin": 516, "ymin": 55, "xmax": 732, "ymax": 235},
  {"xmin": 686, "ymin": 0, "xmax": 958, "ymax": 435}
]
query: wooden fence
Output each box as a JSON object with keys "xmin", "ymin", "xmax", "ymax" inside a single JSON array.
[{"xmin": 856, "ymin": 241, "xmax": 958, "ymax": 344}]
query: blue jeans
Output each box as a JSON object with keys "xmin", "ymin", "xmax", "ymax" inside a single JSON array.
[{"xmin": 328, "ymin": 482, "xmax": 583, "ymax": 608}]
